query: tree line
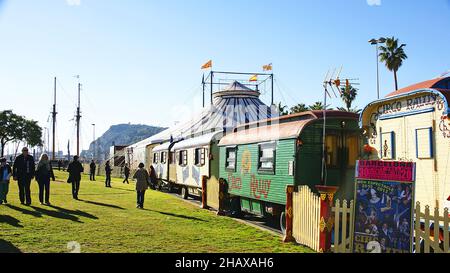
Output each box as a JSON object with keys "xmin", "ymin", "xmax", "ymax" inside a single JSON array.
[{"xmin": 0, "ymin": 110, "xmax": 43, "ymax": 157}]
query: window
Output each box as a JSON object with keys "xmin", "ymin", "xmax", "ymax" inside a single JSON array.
[
  {"xmin": 225, "ymin": 147, "xmax": 237, "ymax": 171},
  {"xmin": 258, "ymin": 142, "xmax": 276, "ymax": 174},
  {"xmin": 178, "ymin": 150, "xmax": 188, "ymax": 166},
  {"xmin": 346, "ymin": 135, "xmax": 359, "ymax": 167},
  {"xmin": 416, "ymin": 127, "xmax": 433, "ymax": 159},
  {"xmin": 325, "ymin": 135, "xmax": 339, "ymax": 168},
  {"xmin": 160, "ymin": 152, "xmax": 167, "ymax": 164},
  {"xmin": 381, "ymin": 131, "xmax": 396, "ymax": 160},
  {"xmin": 195, "ymin": 148, "xmax": 206, "ymax": 166},
  {"xmin": 153, "ymin": 153, "xmax": 159, "ymax": 164}
]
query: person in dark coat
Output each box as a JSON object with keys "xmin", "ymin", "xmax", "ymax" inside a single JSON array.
[
  {"xmin": 105, "ymin": 161, "xmax": 112, "ymax": 187},
  {"xmin": 57, "ymin": 160, "xmax": 62, "ymax": 171},
  {"xmin": 133, "ymin": 163, "xmax": 150, "ymax": 209},
  {"xmin": 67, "ymin": 156, "xmax": 84, "ymax": 200},
  {"xmin": 0, "ymin": 157, "xmax": 12, "ymax": 205},
  {"xmin": 13, "ymin": 147, "xmax": 35, "ymax": 205},
  {"xmin": 123, "ymin": 164, "xmax": 130, "ymax": 184},
  {"xmin": 35, "ymin": 153, "xmax": 55, "ymax": 205},
  {"xmin": 89, "ymin": 160, "xmax": 96, "ymax": 181},
  {"xmin": 149, "ymin": 165, "xmax": 157, "ymax": 190}
]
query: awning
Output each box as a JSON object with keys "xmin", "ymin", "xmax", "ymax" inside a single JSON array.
[
  {"xmin": 172, "ymin": 132, "xmax": 221, "ymax": 151},
  {"xmin": 152, "ymin": 142, "xmax": 173, "ymax": 153}
]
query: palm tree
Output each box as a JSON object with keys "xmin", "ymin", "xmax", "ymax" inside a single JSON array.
[
  {"xmin": 308, "ymin": 101, "xmax": 325, "ymax": 110},
  {"xmin": 379, "ymin": 37, "xmax": 408, "ymax": 90},
  {"xmin": 340, "ymin": 84, "xmax": 358, "ymax": 111},
  {"xmin": 290, "ymin": 103, "xmax": 309, "ymax": 114},
  {"xmin": 276, "ymin": 102, "xmax": 289, "ymax": 116}
]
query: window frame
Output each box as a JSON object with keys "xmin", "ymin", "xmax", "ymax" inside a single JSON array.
[
  {"xmin": 258, "ymin": 142, "xmax": 276, "ymax": 175},
  {"xmin": 153, "ymin": 152, "xmax": 159, "ymax": 164},
  {"xmin": 380, "ymin": 131, "xmax": 396, "ymax": 160},
  {"xmin": 178, "ymin": 150, "xmax": 188, "ymax": 167},
  {"xmin": 225, "ymin": 146, "xmax": 237, "ymax": 172},
  {"xmin": 195, "ymin": 148, "xmax": 206, "ymax": 167},
  {"xmin": 160, "ymin": 151, "xmax": 167, "ymax": 164},
  {"xmin": 415, "ymin": 127, "xmax": 434, "ymax": 159}
]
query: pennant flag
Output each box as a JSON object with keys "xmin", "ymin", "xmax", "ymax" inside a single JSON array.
[
  {"xmin": 249, "ymin": 75, "xmax": 258, "ymax": 82},
  {"xmin": 263, "ymin": 63, "xmax": 273, "ymax": 71},
  {"xmin": 201, "ymin": 60, "xmax": 212, "ymax": 70}
]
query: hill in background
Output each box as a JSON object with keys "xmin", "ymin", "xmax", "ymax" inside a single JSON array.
[{"xmin": 81, "ymin": 123, "xmax": 166, "ymax": 160}]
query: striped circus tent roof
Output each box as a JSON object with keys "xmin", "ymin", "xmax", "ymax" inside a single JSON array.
[{"xmin": 126, "ymin": 80, "xmax": 276, "ymax": 151}]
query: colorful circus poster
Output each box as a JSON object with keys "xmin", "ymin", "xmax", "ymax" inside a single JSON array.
[{"xmin": 353, "ymin": 160, "xmax": 416, "ymax": 253}]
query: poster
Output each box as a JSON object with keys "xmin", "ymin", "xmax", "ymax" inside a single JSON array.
[{"xmin": 353, "ymin": 161, "xmax": 416, "ymax": 253}]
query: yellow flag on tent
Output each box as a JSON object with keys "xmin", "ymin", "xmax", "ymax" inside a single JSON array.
[
  {"xmin": 249, "ymin": 75, "xmax": 258, "ymax": 82},
  {"xmin": 201, "ymin": 60, "xmax": 212, "ymax": 70},
  {"xmin": 263, "ymin": 63, "xmax": 273, "ymax": 71}
]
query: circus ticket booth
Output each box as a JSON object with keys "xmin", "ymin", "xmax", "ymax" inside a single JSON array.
[{"xmin": 360, "ymin": 76, "xmax": 450, "ymax": 210}]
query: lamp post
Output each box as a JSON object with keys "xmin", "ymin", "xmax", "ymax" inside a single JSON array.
[
  {"xmin": 92, "ymin": 124, "xmax": 96, "ymax": 161},
  {"xmin": 369, "ymin": 37, "xmax": 386, "ymax": 100}
]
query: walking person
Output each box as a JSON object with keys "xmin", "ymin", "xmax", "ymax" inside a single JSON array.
[
  {"xmin": 57, "ymin": 160, "xmax": 62, "ymax": 171},
  {"xmin": 123, "ymin": 164, "xmax": 130, "ymax": 184},
  {"xmin": 0, "ymin": 157, "xmax": 12, "ymax": 205},
  {"xmin": 133, "ymin": 163, "xmax": 150, "ymax": 209},
  {"xmin": 105, "ymin": 161, "xmax": 112, "ymax": 187},
  {"xmin": 89, "ymin": 160, "xmax": 96, "ymax": 181},
  {"xmin": 67, "ymin": 156, "xmax": 84, "ymax": 200},
  {"xmin": 35, "ymin": 154, "xmax": 55, "ymax": 205},
  {"xmin": 13, "ymin": 147, "xmax": 35, "ymax": 205},
  {"xmin": 149, "ymin": 165, "xmax": 157, "ymax": 190}
]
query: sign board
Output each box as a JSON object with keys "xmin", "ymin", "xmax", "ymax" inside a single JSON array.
[{"xmin": 353, "ymin": 160, "xmax": 416, "ymax": 253}]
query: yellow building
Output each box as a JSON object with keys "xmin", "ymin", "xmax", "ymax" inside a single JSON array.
[{"xmin": 360, "ymin": 76, "xmax": 450, "ymax": 209}]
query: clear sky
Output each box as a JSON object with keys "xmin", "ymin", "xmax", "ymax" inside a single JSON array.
[{"xmin": 0, "ymin": 0, "xmax": 449, "ymax": 154}]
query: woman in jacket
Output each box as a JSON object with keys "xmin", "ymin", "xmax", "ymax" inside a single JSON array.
[
  {"xmin": 133, "ymin": 163, "xmax": 150, "ymax": 209},
  {"xmin": 36, "ymin": 154, "xmax": 55, "ymax": 205},
  {"xmin": 0, "ymin": 157, "xmax": 12, "ymax": 205}
]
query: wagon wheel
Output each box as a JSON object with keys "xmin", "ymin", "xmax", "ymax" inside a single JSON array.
[
  {"xmin": 181, "ymin": 186, "xmax": 189, "ymax": 200},
  {"xmin": 280, "ymin": 211, "xmax": 287, "ymax": 235}
]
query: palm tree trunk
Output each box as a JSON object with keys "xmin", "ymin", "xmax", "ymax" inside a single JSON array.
[{"xmin": 394, "ymin": 69, "xmax": 399, "ymax": 90}]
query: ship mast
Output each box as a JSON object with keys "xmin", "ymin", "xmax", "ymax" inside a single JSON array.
[{"xmin": 52, "ymin": 77, "xmax": 57, "ymax": 160}]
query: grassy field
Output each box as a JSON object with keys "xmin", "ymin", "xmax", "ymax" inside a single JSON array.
[{"xmin": 0, "ymin": 170, "xmax": 312, "ymax": 253}]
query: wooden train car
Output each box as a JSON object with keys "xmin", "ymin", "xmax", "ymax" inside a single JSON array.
[
  {"xmin": 218, "ymin": 110, "xmax": 362, "ymax": 229},
  {"xmin": 360, "ymin": 76, "xmax": 450, "ymax": 209},
  {"xmin": 171, "ymin": 132, "xmax": 221, "ymax": 199}
]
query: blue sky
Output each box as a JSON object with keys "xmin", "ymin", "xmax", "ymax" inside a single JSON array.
[{"xmin": 0, "ymin": 0, "xmax": 449, "ymax": 153}]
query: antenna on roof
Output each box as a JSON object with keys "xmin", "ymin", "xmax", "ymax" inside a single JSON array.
[
  {"xmin": 437, "ymin": 70, "xmax": 450, "ymax": 78},
  {"xmin": 320, "ymin": 67, "xmax": 360, "ymax": 185}
]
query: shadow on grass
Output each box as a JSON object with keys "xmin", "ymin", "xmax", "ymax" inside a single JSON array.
[
  {"xmin": 48, "ymin": 205, "xmax": 98, "ymax": 220},
  {"xmin": 81, "ymin": 200, "xmax": 125, "ymax": 210},
  {"xmin": 5, "ymin": 204, "xmax": 42, "ymax": 218},
  {"xmin": 0, "ymin": 240, "xmax": 22, "ymax": 253},
  {"xmin": 0, "ymin": 215, "xmax": 24, "ymax": 228},
  {"xmin": 30, "ymin": 206, "xmax": 83, "ymax": 223},
  {"xmin": 144, "ymin": 209, "xmax": 207, "ymax": 222}
]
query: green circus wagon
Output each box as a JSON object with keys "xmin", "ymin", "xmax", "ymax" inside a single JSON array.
[{"xmin": 218, "ymin": 110, "xmax": 362, "ymax": 229}]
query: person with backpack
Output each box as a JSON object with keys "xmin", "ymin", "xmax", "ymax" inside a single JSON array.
[
  {"xmin": 35, "ymin": 153, "xmax": 55, "ymax": 205},
  {"xmin": 133, "ymin": 163, "xmax": 150, "ymax": 209},
  {"xmin": 67, "ymin": 156, "xmax": 84, "ymax": 200},
  {"xmin": 0, "ymin": 157, "xmax": 12, "ymax": 205}
]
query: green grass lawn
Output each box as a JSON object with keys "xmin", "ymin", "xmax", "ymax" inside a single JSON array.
[{"xmin": 0, "ymin": 170, "xmax": 312, "ymax": 253}]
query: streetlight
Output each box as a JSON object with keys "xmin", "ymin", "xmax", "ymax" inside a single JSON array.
[
  {"xmin": 92, "ymin": 124, "xmax": 96, "ymax": 161},
  {"xmin": 369, "ymin": 37, "xmax": 386, "ymax": 100}
]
